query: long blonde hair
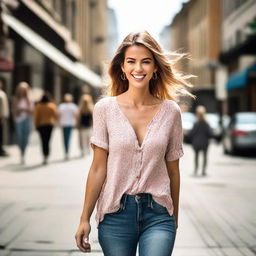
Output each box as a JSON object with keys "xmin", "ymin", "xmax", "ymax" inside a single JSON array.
[
  {"xmin": 79, "ymin": 94, "xmax": 94, "ymax": 114},
  {"xmin": 107, "ymin": 31, "xmax": 194, "ymax": 101},
  {"xmin": 15, "ymin": 81, "xmax": 30, "ymax": 100}
]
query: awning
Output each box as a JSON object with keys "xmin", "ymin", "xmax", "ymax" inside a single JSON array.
[
  {"xmin": 226, "ymin": 64, "xmax": 256, "ymax": 90},
  {"xmin": 2, "ymin": 12, "xmax": 102, "ymax": 88}
]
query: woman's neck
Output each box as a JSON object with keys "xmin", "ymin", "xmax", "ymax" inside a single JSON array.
[{"xmin": 121, "ymin": 87, "xmax": 157, "ymax": 106}]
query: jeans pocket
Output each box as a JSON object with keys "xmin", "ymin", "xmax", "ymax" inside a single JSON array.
[
  {"xmin": 150, "ymin": 199, "xmax": 168, "ymax": 214},
  {"xmin": 108, "ymin": 202, "xmax": 124, "ymax": 215}
]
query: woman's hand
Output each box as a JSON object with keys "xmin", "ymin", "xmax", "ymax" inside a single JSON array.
[{"xmin": 75, "ymin": 221, "xmax": 91, "ymax": 253}]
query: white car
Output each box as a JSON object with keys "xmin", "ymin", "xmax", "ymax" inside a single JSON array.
[
  {"xmin": 223, "ymin": 112, "xmax": 256, "ymax": 154},
  {"xmin": 181, "ymin": 112, "xmax": 196, "ymax": 143}
]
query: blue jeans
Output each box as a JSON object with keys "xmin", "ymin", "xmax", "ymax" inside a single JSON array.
[
  {"xmin": 98, "ymin": 193, "xmax": 176, "ymax": 256},
  {"xmin": 15, "ymin": 117, "xmax": 31, "ymax": 155},
  {"xmin": 62, "ymin": 126, "xmax": 73, "ymax": 154}
]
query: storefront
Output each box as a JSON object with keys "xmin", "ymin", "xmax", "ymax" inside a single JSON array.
[{"xmin": 226, "ymin": 64, "xmax": 256, "ymax": 114}]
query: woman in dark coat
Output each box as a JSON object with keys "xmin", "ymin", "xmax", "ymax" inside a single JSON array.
[{"xmin": 189, "ymin": 106, "xmax": 212, "ymax": 176}]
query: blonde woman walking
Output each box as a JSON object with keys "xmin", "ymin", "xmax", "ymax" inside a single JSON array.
[{"xmin": 12, "ymin": 82, "xmax": 33, "ymax": 164}]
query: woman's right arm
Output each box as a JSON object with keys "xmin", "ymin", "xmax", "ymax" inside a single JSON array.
[{"xmin": 75, "ymin": 145, "xmax": 108, "ymax": 252}]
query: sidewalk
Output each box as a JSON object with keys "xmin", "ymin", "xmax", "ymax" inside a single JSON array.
[{"xmin": 0, "ymin": 129, "xmax": 256, "ymax": 256}]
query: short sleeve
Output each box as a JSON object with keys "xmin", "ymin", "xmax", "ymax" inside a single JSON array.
[
  {"xmin": 90, "ymin": 100, "xmax": 109, "ymax": 151},
  {"xmin": 165, "ymin": 104, "xmax": 184, "ymax": 161}
]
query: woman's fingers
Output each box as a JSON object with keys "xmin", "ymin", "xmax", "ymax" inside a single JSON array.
[
  {"xmin": 75, "ymin": 233, "xmax": 87, "ymax": 252},
  {"xmin": 83, "ymin": 236, "xmax": 91, "ymax": 252}
]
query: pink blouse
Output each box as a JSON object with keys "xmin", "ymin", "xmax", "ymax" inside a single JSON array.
[{"xmin": 90, "ymin": 96, "xmax": 184, "ymax": 225}]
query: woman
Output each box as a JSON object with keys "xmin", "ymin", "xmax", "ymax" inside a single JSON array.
[
  {"xmin": 189, "ymin": 105, "xmax": 212, "ymax": 176},
  {"xmin": 76, "ymin": 94, "xmax": 93, "ymax": 157},
  {"xmin": 12, "ymin": 82, "xmax": 33, "ymax": 164},
  {"xmin": 75, "ymin": 31, "xmax": 193, "ymax": 256},
  {"xmin": 58, "ymin": 93, "xmax": 78, "ymax": 160},
  {"xmin": 34, "ymin": 92, "xmax": 58, "ymax": 165}
]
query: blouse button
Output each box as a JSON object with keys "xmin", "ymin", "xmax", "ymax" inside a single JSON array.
[{"xmin": 136, "ymin": 176, "xmax": 140, "ymax": 179}]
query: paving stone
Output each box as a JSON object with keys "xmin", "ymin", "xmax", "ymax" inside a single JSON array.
[
  {"xmin": 0, "ymin": 208, "xmax": 30, "ymax": 247},
  {"xmin": 173, "ymin": 247, "xmax": 219, "ymax": 256},
  {"xmin": 7, "ymin": 205, "xmax": 80, "ymax": 251},
  {"xmin": 0, "ymin": 250, "xmax": 8, "ymax": 256},
  {"xmin": 9, "ymin": 251, "xmax": 68, "ymax": 256},
  {"xmin": 71, "ymin": 251, "xmax": 103, "ymax": 256}
]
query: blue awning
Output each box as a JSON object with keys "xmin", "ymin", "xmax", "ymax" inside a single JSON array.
[{"xmin": 226, "ymin": 64, "xmax": 256, "ymax": 90}]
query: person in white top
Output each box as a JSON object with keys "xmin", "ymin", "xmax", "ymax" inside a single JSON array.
[
  {"xmin": 58, "ymin": 93, "xmax": 78, "ymax": 159},
  {"xmin": 0, "ymin": 78, "xmax": 10, "ymax": 157}
]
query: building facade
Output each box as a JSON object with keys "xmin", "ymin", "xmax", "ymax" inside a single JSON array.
[
  {"xmin": 169, "ymin": 0, "xmax": 222, "ymax": 112},
  {"xmin": 219, "ymin": 0, "xmax": 256, "ymax": 114},
  {"xmin": 0, "ymin": 0, "xmax": 107, "ymax": 144}
]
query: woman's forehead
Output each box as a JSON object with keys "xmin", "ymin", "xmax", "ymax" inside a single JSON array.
[{"xmin": 125, "ymin": 45, "xmax": 153, "ymax": 59}]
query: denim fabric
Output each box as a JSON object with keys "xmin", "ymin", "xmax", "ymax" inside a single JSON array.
[
  {"xmin": 98, "ymin": 193, "xmax": 176, "ymax": 256},
  {"xmin": 62, "ymin": 126, "xmax": 73, "ymax": 153},
  {"xmin": 15, "ymin": 117, "xmax": 31, "ymax": 155}
]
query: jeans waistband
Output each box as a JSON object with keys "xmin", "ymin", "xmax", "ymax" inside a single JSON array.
[{"xmin": 120, "ymin": 193, "xmax": 152, "ymax": 208}]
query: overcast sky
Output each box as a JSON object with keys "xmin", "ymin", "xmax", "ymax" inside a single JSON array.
[{"xmin": 108, "ymin": 0, "xmax": 189, "ymax": 42}]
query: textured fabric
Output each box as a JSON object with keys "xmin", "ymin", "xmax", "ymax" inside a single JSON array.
[
  {"xmin": 12, "ymin": 97, "xmax": 33, "ymax": 122},
  {"xmin": 34, "ymin": 102, "xmax": 58, "ymax": 127},
  {"xmin": 58, "ymin": 102, "xmax": 78, "ymax": 126},
  {"xmin": 90, "ymin": 97, "xmax": 184, "ymax": 225},
  {"xmin": 80, "ymin": 113, "xmax": 92, "ymax": 128},
  {"xmin": 0, "ymin": 89, "xmax": 9, "ymax": 118},
  {"xmin": 190, "ymin": 121, "xmax": 212, "ymax": 150}
]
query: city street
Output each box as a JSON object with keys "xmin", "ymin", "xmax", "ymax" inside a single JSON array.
[{"xmin": 0, "ymin": 129, "xmax": 255, "ymax": 256}]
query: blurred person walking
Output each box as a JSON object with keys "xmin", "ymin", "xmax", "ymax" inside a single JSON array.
[
  {"xmin": 76, "ymin": 94, "xmax": 93, "ymax": 157},
  {"xmin": 189, "ymin": 105, "xmax": 212, "ymax": 176},
  {"xmin": 75, "ymin": 31, "xmax": 193, "ymax": 255},
  {"xmin": 34, "ymin": 92, "xmax": 58, "ymax": 165},
  {"xmin": 12, "ymin": 82, "xmax": 33, "ymax": 164},
  {"xmin": 58, "ymin": 93, "xmax": 78, "ymax": 160},
  {"xmin": 0, "ymin": 77, "xmax": 9, "ymax": 157}
]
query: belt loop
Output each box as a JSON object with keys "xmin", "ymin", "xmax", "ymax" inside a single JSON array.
[
  {"xmin": 147, "ymin": 194, "xmax": 151, "ymax": 207},
  {"xmin": 122, "ymin": 194, "xmax": 128, "ymax": 210}
]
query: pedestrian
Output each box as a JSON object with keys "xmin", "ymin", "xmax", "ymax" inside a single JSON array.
[
  {"xmin": 0, "ymin": 77, "xmax": 9, "ymax": 157},
  {"xmin": 76, "ymin": 94, "xmax": 93, "ymax": 157},
  {"xmin": 34, "ymin": 92, "xmax": 58, "ymax": 165},
  {"xmin": 189, "ymin": 105, "xmax": 212, "ymax": 176},
  {"xmin": 75, "ymin": 31, "xmax": 193, "ymax": 256},
  {"xmin": 12, "ymin": 82, "xmax": 33, "ymax": 164},
  {"xmin": 58, "ymin": 93, "xmax": 78, "ymax": 160}
]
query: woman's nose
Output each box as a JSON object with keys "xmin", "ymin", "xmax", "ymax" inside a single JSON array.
[{"xmin": 134, "ymin": 63, "xmax": 143, "ymax": 72}]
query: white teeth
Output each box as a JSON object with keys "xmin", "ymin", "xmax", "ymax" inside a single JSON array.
[{"xmin": 133, "ymin": 75, "xmax": 144, "ymax": 79}]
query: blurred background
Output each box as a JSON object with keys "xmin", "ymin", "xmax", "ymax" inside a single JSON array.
[{"xmin": 0, "ymin": 0, "xmax": 256, "ymax": 256}]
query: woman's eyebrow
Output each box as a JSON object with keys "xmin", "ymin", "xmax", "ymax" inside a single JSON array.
[{"xmin": 126, "ymin": 57, "xmax": 152, "ymax": 61}]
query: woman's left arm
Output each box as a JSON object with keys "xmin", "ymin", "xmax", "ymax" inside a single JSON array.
[{"xmin": 166, "ymin": 159, "xmax": 180, "ymax": 229}]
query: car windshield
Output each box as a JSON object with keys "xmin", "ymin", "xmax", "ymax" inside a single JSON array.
[{"xmin": 236, "ymin": 113, "xmax": 256, "ymax": 124}]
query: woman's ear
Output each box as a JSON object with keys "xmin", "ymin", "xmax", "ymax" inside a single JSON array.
[{"xmin": 121, "ymin": 63, "xmax": 125, "ymax": 73}]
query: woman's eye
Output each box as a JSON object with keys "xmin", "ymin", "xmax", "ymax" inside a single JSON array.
[
  {"xmin": 127, "ymin": 61, "xmax": 134, "ymax": 64},
  {"xmin": 143, "ymin": 61, "xmax": 150, "ymax": 64}
]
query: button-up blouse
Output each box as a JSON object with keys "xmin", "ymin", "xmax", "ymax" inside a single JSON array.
[{"xmin": 90, "ymin": 96, "xmax": 184, "ymax": 225}]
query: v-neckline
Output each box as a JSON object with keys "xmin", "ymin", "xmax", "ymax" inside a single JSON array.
[{"xmin": 114, "ymin": 97, "xmax": 165, "ymax": 150}]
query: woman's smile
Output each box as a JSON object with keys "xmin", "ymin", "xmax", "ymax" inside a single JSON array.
[{"xmin": 132, "ymin": 74, "xmax": 146, "ymax": 81}]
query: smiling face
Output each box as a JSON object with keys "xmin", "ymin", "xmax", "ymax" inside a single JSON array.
[{"xmin": 121, "ymin": 44, "xmax": 157, "ymax": 90}]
